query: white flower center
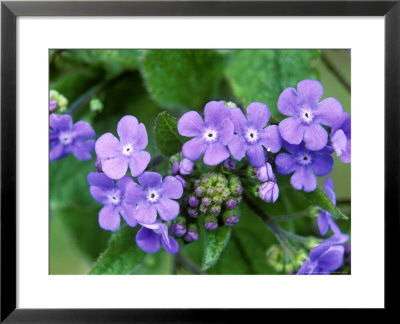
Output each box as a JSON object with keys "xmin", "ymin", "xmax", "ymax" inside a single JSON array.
[
  {"xmin": 108, "ymin": 190, "xmax": 121, "ymax": 205},
  {"xmin": 245, "ymin": 128, "xmax": 259, "ymax": 143},
  {"xmin": 297, "ymin": 152, "xmax": 312, "ymax": 166},
  {"xmin": 122, "ymin": 144, "xmax": 133, "ymax": 156},
  {"xmin": 300, "ymin": 107, "xmax": 314, "ymax": 124},
  {"xmin": 147, "ymin": 189, "xmax": 159, "ymax": 203},
  {"xmin": 203, "ymin": 128, "xmax": 218, "ymax": 143},
  {"xmin": 59, "ymin": 131, "xmax": 73, "ymax": 145}
]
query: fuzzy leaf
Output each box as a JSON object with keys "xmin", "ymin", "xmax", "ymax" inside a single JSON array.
[
  {"xmin": 225, "ymin": 50, "xmax": 320, "ymax": 119},
  {"xmin": 303, "ymin": 189, "xmax": 348, "ymax": 220},
  {"xmin": 155, "ymin": 111, "xmax": 186, "ymax": 157},
  {"xmin": 141, "ymin": 50, "xmax": 224, "ymax": 109},
  {"xmin": 202, "ymin": 226, "xmax": 232, "ymax": 271},
  {"xmin": 89, "ymin": 225, "xmax": 147, "ymax": 275}
]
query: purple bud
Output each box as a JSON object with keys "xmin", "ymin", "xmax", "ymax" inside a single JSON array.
[
  {"xmin": 223, "ymin": 158, "xmax": 237, "ymax": 171},
  {"xmin": 210, "ymin": 205, "xmax": 221, "ymax": 216},
  {"xmin": 201, "ymin": 176, "xmax": 211, "ymax": 185},
  {"xmin": 49, "ymin": 100, "xmax": 58, "ymax": 113},
  {"xmin": 171, "ymin": 217, "xmax": 187, "ymax": 238},
  {"xmin": 206, "ymin": 187, "xmax": 214, "ymax": 196},
  {"xmin": 174, "ymin": 175, "xmax": 186, "ymax": 188},
  {"xmin": 215, "ymin": 186, "xmax": 223, "ymax": 194},
  {"xmin": 234, "ymin": 185, "xmax": 242, "ymax": 196},
  {"xmin": 223, "ymin": 208, "xmax": 241, "ymax": 226},
  {"xmin": 255, "ymin": 163, "xmax": 275, "ymax": 182},
  {"xmin": 194, "ymin": 179, "xmax": 200, "ymax": 186},
  {"xmin": 172, "ymin": 161, "xmax": 180, "ymax": 175},
  {"xmin": 94, "ymin": 157, "xmax": 102, "ymax": 172},
  {"xmin": 213, "ymin": 196, "xmax": 222, "ymax": 205},
  {"xmin": 199, "ymin": 204, "xmax": 208, "ymax": 214},
  {"xmin": 179, "ymin": 158, "xmax": 195, "ymax": 175},
  {"xmin": 201, "ymin": 197, "xmax": 211, "ymax": 207},
  {"xmin": 225, "ymin": 198, "xmax": 237, "ymax": 210},
  {"xmin": 204, "ymin": 216, "xmax": 218, "ymax": 231},
  {"xmin": 259, "ymin": 181, "xmax": 279, "ymax": 203},
  {"xmin": 184, "ymin": 224, "xmax": 199, "ymax": 242},
  {"xmin": 187, "ymin": 208, "xmax": 198, "ymax": 218},
  {"xmin": 188, "ymin": 196, "xmax": 199, "ymax": 207},
  {"xmin": 195, "ymin": 186, "xmax": 203, "ymax": 197}
]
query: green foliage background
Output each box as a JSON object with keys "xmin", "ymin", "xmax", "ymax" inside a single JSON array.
[{"xmin": 49, "ymin": 49, "xmax": 351, "ymax": 275}]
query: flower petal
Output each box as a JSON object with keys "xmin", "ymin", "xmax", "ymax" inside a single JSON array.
[
  {"xmin": 318, "ymin": 245, "xmax": 345, "ymax": 272},
  {"xmin": 314, "ymin": 97, "xmax": 344, "ymax": 127},
  {"xmin": 277, "ymin": 87, "xmax": 299, "ymax": 116},
  {"xmin": 290, "ymin": 166, "xmax": 317, "ymax": 192},
  {"xmin": 99, "ymin": 205, "xmax": 120, "ymax": 231},
  {"xmin": 90, "ymin": 186, "xmax": 110, "ymax": 205},
  {"xmin": 131, "ymin": 123, "xmax": 148, "ymax": 151},
  {"xmin": 304, "ymin": 123, "xmax": 328, "ymax": 151},
  {"xmin": 124, "ymin": 182, "xmax": 146, "ymax": 204},
  {"xmin": 275, "ymin": 153, "xmax": 297, "ymax": 175},
  {"xmin": 95, "ymin": 133, "xmax": 121, "ymax": 159},
  {"xmin": 117, "ymin": 115, "xmax": 138, "ymax": 144},
  {"xmin": 72, "ymin": 139, "xmax": 94, "ymax": 160},
  {"xmin": 297, "ymin": 79, "xmax": 323, "ymax": 104},
  {"xmin": 87, "ymin": 172, "xmax": 114, "ymax": 189},
  {"xmin": 323, "ymin": 177, "xmax": 336, "ymax": 205},
  {"xmin": 230, "ymin": 108, "xmax": 247, "ymax": 133},
  {"xmin": 160, "ymin": 176, "xmax": 183, "ymax": 199},
  {"xmin": 49, "ymin": 143, "xmax": 65, "ymax": 162},
  {"xmin": 203, "ymin": 142, "xmax": 230, "ymax": 166},
  {"xmin": 331, "ymin": 129, "xmax": 347, "ymax": 157},
  {"xmin": 279, "ymin": 117, "xmax": 305, "ymax": 145},
  {"xmin": 73, "ymin": 120, "xmax": 95, "ymax": 139},
  {"xmin": 218, "ymin": 119, "xmax": 234, "ymax": 145},
  {"xmin": 161, "ymin": 236, "xmax": 179, "ymax": 254},
  {"xmin": 311, "ymin": 153, "xmax": 333, "ymax": 176},
  {"xmin": 102, "ymin": 156, "xmax": 129, "ymax": 180},
  {"xmin": 182, "ymin": 137, "xmax": 207, "ymax": 161},
  {"xmin": 318, "ymin": 211, "xmax": 331, "ymax": 236},
  {"xmin": 259, "ymin": 125, "xmax": 282, "ymax": 153},
  {"xmin": 135, "ymin": 201, "xmax": 157, "ymax": 224},
  {"xmin": 204, "ymin": 101, "xmax": 230, "ymax": 127},
  {"xmin": 116, "ymin": 176, "xmax": 133, "ymax": 194},
  {"xmin": 247, "ymin": 102, "xmax": 270, "ymax": 130},
  {"xmin": 155, "ymin": 198, "xmax": 180, "ymax": 221},
  {"xmin": 136, "ymin": 227, "xmax": 160, "ymax": 253},
  {"xmin": 129, "ymin": 151, "xmax": 150, "ymax": 177},
  {"xmin": 246, "ymin": 144, "xmax": 265, "ymax": 167},
  {"xmin": 138, "ymin": 172, "xmax": 162, "ymax": 188},
  {"xmin": 50, "ymin": 114, "xmax": 73, "ymax": 131},
  {"xmin": 177, "ymin": 111, "xmax": 205, "ymax": 137},
  {"xmin": 120, "ymin": 202, "xmax": 137, "ymax": 227},
  {"xmin": 228, "ymin": 135, "xmax": 246, "ymax": 161}
]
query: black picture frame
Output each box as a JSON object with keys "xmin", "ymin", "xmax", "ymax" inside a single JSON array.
[{"xmin": 1, "ymin": 0, "xmax": 399, "ymax": 321}]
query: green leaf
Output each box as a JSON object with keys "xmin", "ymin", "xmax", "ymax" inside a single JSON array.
[
  {"xmin": 225, "ymin": 50, "xmax": 320, "ymax": 119},
  {"xmin": 155, "ymin": 111, "xmax": 186, "ymax": 157},
  {"xmin": 89, "ymin": 225, "xmax": 147, "ymax": 275},
  {"xmin": 141, "ymin": 50, "xmax": 224, "ymax": 109},
  {"xmin": 303, "ymin": 189, "xmax": 348, "ymax": 220},
  {"xmin": 202, "ymin": 226, "xmax": 232, "ymax": 271}
]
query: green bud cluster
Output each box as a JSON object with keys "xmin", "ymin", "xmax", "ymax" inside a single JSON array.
[
  {"xmin": 266, "ymin": 245, "xmax": 307, "ymax": 274},
  {"xmin": 50, "ymin": 89, "xmax": 68, "ymax": 112}
]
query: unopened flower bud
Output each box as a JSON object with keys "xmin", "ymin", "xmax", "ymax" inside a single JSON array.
[
  {"xmin": 223, "ymin": 208, "xmax": 240, "ymax": 226},
  {"xmin": 184, "ymin": 224, "xmax": 199, "ymax": 242},
  {"xmin": 188, "ymin": 196, "xmax": 199, "ymax": 207},
  {"xmin": 49, "ymin": 100, "xmax": 57, "ymax": 113},
  {"xmin": 225, "ymin": 198, "xmax": 237, "ymax": 210},
  {"xmin": 204, "ymin": 215, "xmax": 218, "ymax": 231},
  {"xmin": 172, "ymin": 161, "xmax": 180, "ymax": 175},
  {"xmin": 171, "ymin": 217, "xmax": 187, "ymax": 238},
  {"xmin": 90, "ymin": 98, "xmax": 103, "ymax": 113},
  {"xmin": 255, "ymin": 163, "xmax": 275, "ymax": 182},
  {"xmin": 201, "ymin": 197, "xmax": 211, "ymax": 207},
  {"xmin": 195, "ymin": 186, "xmax": 203, "ymax": 197},
  {"xmin": 210, "ymin": 205, "xmax": 221, "ymax": 216},
  {"xmin": 199, "ymin": 204, "xmax": 208, "ymax": 214},
  {"xmin": 259, "ymin": 181, "xmax": 279, "ymax": 203},
  {"xmin": 224, "ymin": 101, "xmax": 237, "ymax": 108},
  {"xmin": 94, "ymin": 157, "xmax": 102, "ymax": 172},
  {"xmin": 174, "ymin": 175, "xmax": 186, "ymax": 188},
  {"xmin": 215, "ymin": 186, "xmax": 223, "ymax": 194},
  {"xmin": 206, "ymin": 187, "xmax": 214, "ymax": 196},
  {"xmin": 223, "ymin": 158, "xmax": 237, "ymax": 171},
  {"xmin": 213, "ymin": 196, "xmax": 222, "ymax": 205},
  {"xmin": 187, "ymin": 207, "xmax": 198, "ymax": 218},
  {"xmin": 201, "ymin": 176, "xmax": 211, "ymax": 186},
  {"xmin": 229, "ymin": 175, "xmax": 242, "ymax": 196},
  {"xmin": 179, "ymin": 158, "xmax": 195, "ymax": 175}
]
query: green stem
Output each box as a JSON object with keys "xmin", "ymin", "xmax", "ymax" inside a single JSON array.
[
  {"xmin": 176, "ymin": 253, "xmax": 203, "ymax": 275},
  {"xmin": 321, "ymin": 52, "xmax": 351, "ymax": 93},
  {"xmin": 271, "ymin": 211, "xmax": 310, "ymax": 222}
]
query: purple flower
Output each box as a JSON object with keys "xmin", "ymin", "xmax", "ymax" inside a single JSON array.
[
  {"xmin": 179, "ymin": 158, "xmax": 195, "ymax": 175},
  {"xmin": 259, "ymin": 181, "xmax": 279, "ymax": 203},
  {"xmin": 95, "ymin": 115, "xmax": 150, "ymax": 180},
  {"xmin": 297, "ymin": 242, "xmax": 345, "ymax": 275},
  {"xmin": 278, "ymin": 79, "xmax": 344, "ymax": 151},
  {"xmin": 255, "ymin": 162, "xmax": 275, "ymax": 182},
  {"xmin": 49, "ymin": 100, "xmax": 57, "ymax": 113},
  {"xmin": 127, "ymin": 172, "xmax": 183, "ymax": 224},
  {"xmin": 317, "ymin": 177, "xmax": 337, "ymax": 236},
  {"xmin": 223, "ymin": 158, "xmax": 237, "ymax": 171},
  {"xmin": 275, "ymin": 142, "xmax": 333, "ymax": 192},
  {"xmin": 228, "ymin": 103, "xmax": 282, "ymax": 167},
  {"xmin": 136, "ymin": 221, "xmax": 179, "ymax": 254},
  {"xmin": 50, "ymin": 114, "xmax": 95, "ymax": 162},
  {"xmin": 178, "ymin": 101, "xmax": 234, "ymax": 166},
  {"xmin": 331, "ymin": 113, "xmax": 351, "ymax": 163},
  {"xmin": 87, "ymin": 172, "xmax": 137, "ymax": 231}
]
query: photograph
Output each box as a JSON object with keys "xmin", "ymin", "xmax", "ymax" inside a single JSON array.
[{"xmin": 49, "ymin": 49, "xmax": 351, "ymax": 275}]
